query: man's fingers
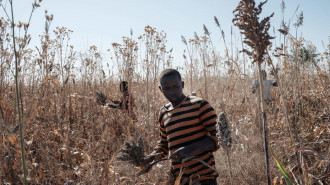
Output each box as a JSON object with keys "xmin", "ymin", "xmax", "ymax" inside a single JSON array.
[
  {"xmin": 169, "ymin": 151, "xmax": 179, "ymax": 159},
  {"xmin": 169, "ymin": 147, "xmax": 191, "ymax": 161},
  {"xmin": 169, "ymin": 152, "xmax": 182, "ymax": 160}
]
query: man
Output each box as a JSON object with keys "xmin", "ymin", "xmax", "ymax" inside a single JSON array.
[
  {"xmin": 252, "ymin": 70, "xmax": 278, "ymax": 104},
  {"xmin": 96, "ymin": 81, "xmax": 136, "ymax": 119},
  {"xmin": 144, "ymin": 69, "xmax": 219, "ymax": 184}
]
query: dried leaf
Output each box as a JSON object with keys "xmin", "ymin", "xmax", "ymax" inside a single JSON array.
[
  {"xmin": 174, "ymin": 167, "xmax": 184, "ymax": 185},
  {"xmin": 8, "ymin": 134, "xmax": 16, "ymax": 145},
  {"xmin": 273, "ymin": 177, "xmax": 278, "ymax": 185},
  {"xmin": 2, "ymin": 135, "xmax": 8, "ymax": 149},
  {"xmin": 53, "ymin": 130, "xmax": 64, "ymax": 140},
  {"xmin": 51, "ymin": 78, "xmax": 60, "ymax": 88}
]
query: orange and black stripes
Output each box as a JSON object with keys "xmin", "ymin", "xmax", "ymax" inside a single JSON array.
[{"xmin": 155, "ymin": 96, "xmax": 219, "ymax": 181}]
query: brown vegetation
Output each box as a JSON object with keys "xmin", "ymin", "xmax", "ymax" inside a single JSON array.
[{"xmin": 0, "ymin": 0, "xmax": 329, "ymax": 184}]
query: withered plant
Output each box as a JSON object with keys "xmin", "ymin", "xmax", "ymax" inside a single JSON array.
[
  {"xmin": 0, "ymin": 0, "xmax": 329, "ymax": 184},
  {"xmin": 2, "ymin": 0, "xmax": 42, "ymax": 184},
  {"xmin": 233, "ymin": 0, "xmax": 274, "ymax": 184}
]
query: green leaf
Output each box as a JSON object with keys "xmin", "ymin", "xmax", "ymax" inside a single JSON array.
[{"xmin": 270, "ymin": 146, "xmax": 294, "ymax": 185}]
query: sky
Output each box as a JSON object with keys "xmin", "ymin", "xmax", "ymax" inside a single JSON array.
[{"xmin": 1, "ymin": 0, "xmax": 330, "ymax": 67}]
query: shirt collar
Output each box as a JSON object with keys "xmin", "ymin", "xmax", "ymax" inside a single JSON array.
[{"xmin": 165, "ymin": 95, "xmax": 188, "ymax": 111}]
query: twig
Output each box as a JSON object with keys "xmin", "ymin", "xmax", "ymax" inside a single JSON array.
[
  {"xmin": 1, "ymin": 4, "xmax": 12, "ymax": 22},
  {"xmin": 182, "ymin": 156, "xmax": 220, "ymax": 175},
  {"xmin": 136, "ymin": 158, "xmax": 168, "ymax": 176},
  {"xmin": 226, "ymin": 149, "xmax": 234, "ymax": 185},
  {"xmin": 297, "ymin": 147, "xmax": 330, "ymax": 163},
  {"xmin": 8, "ymin": 0, "xmax": 27, "ymax": 184}
]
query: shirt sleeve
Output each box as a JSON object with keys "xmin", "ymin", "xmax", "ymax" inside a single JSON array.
[
  {"xmin": 154, "ymin": 108, "xmax": 169, "ymax": 158},
  {"xmin": 199, "ymin": 100, "xmax": 220, "ymax": 151},
  {"xmin": 251, "ymin": 80, "xmax": 259, "ymax": 90},
  {"xmin": 271, "ymin": 80, "xmax": 277, "ymax": 86}
]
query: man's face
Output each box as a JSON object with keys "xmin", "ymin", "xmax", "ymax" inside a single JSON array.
[{"xmin": 159, "ymin": 75, "xmax": 184, "ymax": 104}]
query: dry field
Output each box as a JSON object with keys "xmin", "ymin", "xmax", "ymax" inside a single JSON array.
[{"xmin": 0, "ymin": 0, "xmax": 329, "ymax": 184}]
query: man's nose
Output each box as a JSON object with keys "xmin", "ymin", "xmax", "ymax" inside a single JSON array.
[{"xmin": 168, "ymin": 89, "xmax": 176, "ymax": 94}]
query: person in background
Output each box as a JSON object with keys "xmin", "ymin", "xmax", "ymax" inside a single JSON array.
[
  {"xmin": 252, "ymin": 70, "xmax": 278, "ymax": 105},
  {"xmin": 251, "ymin": 70, "xmax": 278, "ymax": 133},
  {"xmin": 96, "ymin": 81, "xmax": 136, "ymax": 119}
]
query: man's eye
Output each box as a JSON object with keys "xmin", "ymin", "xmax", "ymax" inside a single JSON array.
[
  {"xmin": 162, "ymin": 85, "xmax": 180, "ymax": 91},
  {"xmin": 163, "ymin": 87, "xmax": 173, "ymax": 91}
]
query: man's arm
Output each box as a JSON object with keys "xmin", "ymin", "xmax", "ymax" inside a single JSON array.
[
  {"xmin": 272, "ymin": 81, "xmax": 278, "ymax": 87},
  {"xmin": 152, "ymin": 123, "xmax": 168, "ymax": 159},
  {"xmin": 199, "ymin": 100, "xmax": 220, "ymax": 151},
  {"xmin": 169, "ymin": 137, "xmax": 216, "ymax": 161},
  {"xmin": 95, "ymin": 91, "xmax": 123, "ymax": 109},
  {"xmin": 108, "ymin": 103, "xmax": 121, "ymax": 109},
  {"xmin": 251, "ymin": 80, "xmax": 259, "ymax": 93},
  {"xmin": 141, "ymin": 109, "xmax": 169, "ymax": 166}
]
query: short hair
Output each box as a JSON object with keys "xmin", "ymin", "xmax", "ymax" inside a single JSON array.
[
  {"xmin": 119, "ymin": 81, "xmax": 128, "ymax": 92},
  {"xmin": 159, "ymin": 69, "xmax": 182, "ymax": 82}
]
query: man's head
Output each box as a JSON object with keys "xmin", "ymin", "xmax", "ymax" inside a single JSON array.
[
  {"xmin": 159, "ymin": 69, "xmax": 185, "ymax": 105},
  {"xmin": 119, "ymin": 81, "xmax": 128, "ymax": 93}
]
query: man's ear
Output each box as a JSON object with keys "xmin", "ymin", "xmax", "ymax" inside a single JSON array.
[
  {"xmin": 159, "ymin": 86, "xmax": 163, "ymax": 93},
  {"xmin": 181, "ymin": 81, "xmax": 184, "ymax": 89}
]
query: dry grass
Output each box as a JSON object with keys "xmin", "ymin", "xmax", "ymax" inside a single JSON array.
[
  {"xmin": 0, "ymin": 1, "xmax": 329, "ymax": 184},
  {"xmin": 1, "ymin": 63, "xmax": 328, "ymax": 185}
]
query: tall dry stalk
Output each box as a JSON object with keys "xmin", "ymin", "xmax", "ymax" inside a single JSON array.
[
  {"xmin": 181, "ymin": 35, "xmax": 194, "ymax": 93},
  {"xmin": 139, "ymin": 26, "xmax": 170, "ymax": 124},
  {"xmin": 0, "ymin": 0, "xmax": 328, "ymax": 184},
  {"xmin": 292, "ymin": 11, "xmax": 306, "ymax": 185},
  {"xmin": 276, "ymin": 6, "xmax": 306, "ymax": 184},
  {"xmin": 9, "ymin": 3, "xmax": 27, "ymax": 184},
  {"xmin": 275, "ymin": 0, "xmax": 294, "ymax": 143},
  {"xmin": 202, "ymin": 25, "xmax": 209, "ymax": 100},
  {"xmin": 5, "ymin": 0, "xmax": 41, "ymax": 184},
  {"xmin": 233, "ymin": 0, "xmax": 274, "ymax": 184}
]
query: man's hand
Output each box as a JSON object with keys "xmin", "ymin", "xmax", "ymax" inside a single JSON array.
[
  {"xmin": 116, "ymin": 137, "xmax": 146, "ymax": 167},
  {"xmin": 169, "ymin": 137, "xmax": 216, "ymax": 162},
  {"xmin": 169, "ymin": 146, "xmax": 192, "ymax": 162},
  {"xmin": 137, "ymin": 155, "xmax": 168, "ymax": 176},
  {"xmin": 138, "ymin": 153, "xmax": 159, "ymax": 168},
  {"xmin": 109, "ymin": 99, "xmax": 121, "ymax": 105},
  {"xmin": 96, "ymin": 91, "xmax": 107, "ymax": 106}
]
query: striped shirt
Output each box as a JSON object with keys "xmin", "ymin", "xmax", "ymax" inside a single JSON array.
[{"xmin": 155, "ymin": 96, "xmax": 219, "ymax": 181}]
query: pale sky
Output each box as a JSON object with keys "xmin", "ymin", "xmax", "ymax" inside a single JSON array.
[{"xmin": 2, "ymin": 0, "xmax": 330, "ymax": 67}]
